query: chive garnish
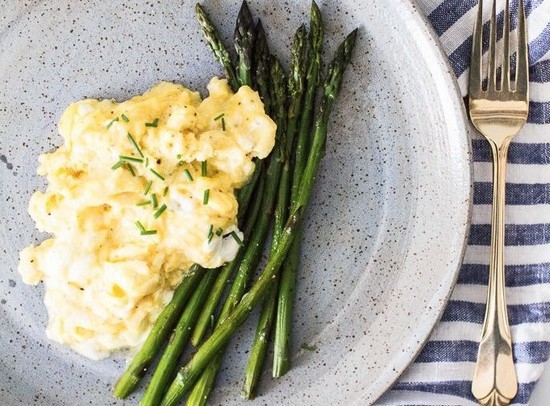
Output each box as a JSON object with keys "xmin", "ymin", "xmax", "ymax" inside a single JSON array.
[
  {"xmin": 163, "ymin": 186, "xmax": 169, "ymax": 196},
  {"xmin": 136, "ymin": 220, "xmax": 156, "ymax": 235},
  {"xmin": 207, "ymin": 224, "xmax": 214, "ymax": 243},
  {"xmin": 214, "ymin": 113, "xmax": 226, "ymax": 130},
  {"xmin": 127, "ymin": 133, "xmax": 144, "ymax": 158},
  {"xmin": 153, "ymin": 204, "xmax": 167, "ymax": 219},
  {"xmin": 126, "ymin": 163, "xmax": 136, "ymax": 177},
  {"xmin": 136, "ymin": 200, "xmax": 151, "ymax": 206},
  {"xmin": 149, "ymin": 168, "xmax": 165, "ymax": 180},
  {"xmin": 183, "ymin": 169, "xmax": 193, "ymax": 181},
  {"xmin": 111, "ymin": 160, "xmax": 125, "ymax": 170},
  {"xmin": 201, "ymin": 161, "xmax": 207, "ymax": 176},
  {"xmin": 151, "ymin": 193, "xmax": 158, "ymax": 209},
  {"xmin": 119, "ymin": 155, "xmax": 143, "ymax": 164},
  {"xmin": 145, "ymin": 157, "xmax": 149, "ymax": 167},
  {"xmin": 145, "ymin": 118, "xmax": 159, "ymax": 127},
  {"xmin": 121, "ymin": 114, "xmax": 130, "ymax": 122},
  {"xmin": 230, "ymin": 231, "xmax": 244, "ymax": 246},
  {"xmin": 203, "ymin": 189, "xmax": 210, "ymax": 205},
  {"xmin": 144, "ymin": 180, "xmax": 153, "ymax": 195},
  {"xmin": 215, "ymin": 227, "xmax": 223, "ymax": 236},
  {"xmin": 106, "ymin": 117, "xmax": 119, "ymax": 129}
]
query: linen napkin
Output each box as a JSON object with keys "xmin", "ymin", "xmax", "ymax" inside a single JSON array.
[{"xmin": 376, "ymin": 0, "xmax": 550, "ymax": 405}]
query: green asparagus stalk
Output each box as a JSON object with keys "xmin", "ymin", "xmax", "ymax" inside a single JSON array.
[
  {"xmin": 251, "ymin": 20, "xmax": 272, "ymax": 112},
  {"xmin": 190, "ymin": 12, "xmax": 271, "ymax": 349},
  {"xmin": 234, "ymin": 0, "xmax": 255, "ymax": 87},
  {"xmin": 273, "ymin": 0, "xmax": 324, "ymax": 378},
  {"xmin": 219, "ymin": 56, "xmax": 286, "ymax": 326},
  {"xmin": 195, "ymin": 3, "xmax": 239, "ymax": 92},
  {"xmin": 187, "ymin": 56, "xmax": 287, "ymax": 405},
  {"xmin": 160, "ymin": 28, "xmax": 357, "ymax": 406},
  {"xmin": 139, "ymin": 269, "xmax": 219, "ymax": 406},
  {"xmin": 242, "ymin": 24, "xmax": 308, "ymax": 399},
  {"xmin": 235, "ymin": 19, "xmax": 271, "ymax": 226},
  {"xmin": 241, "ymin": 286, "xmax": 277, "ymax": 400},
  {"xmin": 113, "ymin": 265, "xmax": 203, "ymax": 398},
  {"xmin": 190, "ymin": 170, "xmax": 266, "ymax": 347}
]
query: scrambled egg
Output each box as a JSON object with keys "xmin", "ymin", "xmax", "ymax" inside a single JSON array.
[{"xmin": 18, "ymin": 78, "xmax": 276, "ymax": 360}]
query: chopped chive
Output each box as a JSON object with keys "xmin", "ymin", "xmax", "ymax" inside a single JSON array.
[
  {"xmin": 136, "ymin": 200, "xmax": 151, "ymax": 206},
  {"xmin": 136, "ymin": 220, "xmax": 156, "ymax": 235},
  {"xmin": 207, "ymin": 224, "xmax": 214, "ymax": 243},
  {"xmin": 145, "ymin": 118, "xmax": 159, "ymax": 127},
  {"xmin": 203, "ymin": 189, "xmax": 210, "ymax": 205},
  {"xmin": 111, "ymin": 160, "xmax": 124, "ymax": 170},
  {"xmin": 221, "ymin": 117, "xmax": 226, "ymax": 131},
  {"xmin": 215, "ymin": 227, "xmax": 223, "ymax": 236},
  {"xmin": 214, "ymin": 113, "xmax": 225, "ymax": 120},
  {"xmin": 145, "ymin": 157, "xmax": 149, "ymax": 167},
  {"xmin": 149, "ymin": 168, "xmax": 165, "ymax": 180},
  {"xmin": 163, "ymin": 186, "xmax": 169, "ymax": 196},
  {"xmin": 135, "ymin": 221, "xmax": 146, "ymax": 232},
  {"xmin": 151, "ymin": 193, "xmax": 158, "ymax": 209},
  {"xmin": 183, "ymin": 168, "xmax": 193, "ymax": 181},
  {"xmin": 230, "ymin": 231, "xmax": 244, "ymax": 246},
  {"xmin": 127, "ymin": 133, "xmax": 144, "ymax": 158},
  {"xmin": 153, "ymin": 203, "xmax": 167, "ymax": 219},
  {"xmin": 125, "ymin": 163, "xmax": 136, "ymax": 177},
  {"xmin": 177, "ymin": 153, "xmax": 182, "ymax": 159},
  {"xmin": 121, "ymin": 114, "xmax": 130, "ymax": 122},
  {"xmin": 201, "ymin": 160, "xmax": 207, "ymax": 176},
  {"xmin": 119, "ymin": 155, "xmax": 143, "ymax": 164},
  {"xmin": 106, "ymin": 117, "xmax": 119, "ymax": 129},
  {"xmin": 143, "ymin": 180, "xmax": 153, "ymax": 195}
]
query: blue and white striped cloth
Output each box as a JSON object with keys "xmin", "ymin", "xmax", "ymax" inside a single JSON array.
[{"xmin": 376, "ymin": 1, "xmax": 550, "ymax": 405}]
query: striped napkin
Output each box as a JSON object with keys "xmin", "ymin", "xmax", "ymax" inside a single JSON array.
[{"xmin": 376, "ymin": 0, "xmax": 550, "ymax": 405}]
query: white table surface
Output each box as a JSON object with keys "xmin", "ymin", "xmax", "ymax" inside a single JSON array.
[{"xmin": 529, "ymin": 360, "xmax": 550, "ymax": 404}]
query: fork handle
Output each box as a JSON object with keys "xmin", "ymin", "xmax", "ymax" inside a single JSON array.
[{"xmin": 471, "ymin": 139, "xmax": 518, "ymax": 406}]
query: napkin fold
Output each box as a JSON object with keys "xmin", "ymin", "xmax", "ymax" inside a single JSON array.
[{"xmin": 376, "ymin": 0, "xmax": 550, "ymax": 405}]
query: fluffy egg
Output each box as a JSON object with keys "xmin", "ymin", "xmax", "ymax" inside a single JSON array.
[{"xmin": 18, "ymin": 78, "xmax": 276, "ymax": 360}]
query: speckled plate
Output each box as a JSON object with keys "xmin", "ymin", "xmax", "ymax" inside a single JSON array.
[{"xmin": 0, "ymin": 1, "xmax": 471, "ymax": 405}]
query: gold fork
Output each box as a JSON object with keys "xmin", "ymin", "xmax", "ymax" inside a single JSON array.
[{"xmin": 469, "ymin": 0, "xmax": 529, "ymax": 405}]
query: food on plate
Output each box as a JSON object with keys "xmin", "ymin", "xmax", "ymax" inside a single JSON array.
[
  {"xmin": 114, "ymin": 2, "xmax": 357, "ymax": 405},
  {"xmin": 17, "ymin": 0, "xmax": 357, "ymax": 403},
  {"xmin": 18, "ymin": 78, "xmax": 276, "ymax": 360}
]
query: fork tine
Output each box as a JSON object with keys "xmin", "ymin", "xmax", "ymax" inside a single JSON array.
[
  {"xmin": 516, "ymin": 0, "xmax": 529, "ymax": 96},
  {"xmin": 502, "ymin": 0, "xmax": 511, "ymax": 90},
  {"xmin": 469, "ymin": 0, "xmax": 484, "ymax": 98},
  {"xmin": 487, "ymin": 0, "xmax": 498, "ymax": 91}
]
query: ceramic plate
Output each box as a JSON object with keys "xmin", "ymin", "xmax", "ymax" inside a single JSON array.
[{"xmin": 0, "ymin": 0, "xmax": 471, "ymax": 405}]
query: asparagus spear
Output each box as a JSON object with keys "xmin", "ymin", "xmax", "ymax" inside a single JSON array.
[
  {"xmin": 113, "ymin": 265, "xmax": 203, "ymax": 399},
  {"xmin": 139, "ymin": 270, "xmax": 219, "ymax": 406},
  {"xmin": 236, "ymin": 19, "xmax": 271, "ymax": 227},
  {"xmin": 273, "ymin": 15, "xmax": 314, "ymax": 377},
  {"xmin": 187, "ymin": 56, "xmax": 288, "ymax": 406},
  {"xmin": 160, "ymin": 28, "xmax": 358, "ymax": 406},
  {"xmin": 234, "ymin": 0, "xmax": 255, "ymax": 87},
  {"xmin": 190, "ymin": 170, "xmax": 266, "ymax": 347},
  {"xmin": 195, "ymin": 3, "xmax": 239, "ymax": 92},
  {"xmin": 190, "ymin": 12, "xmax": 270, "ymax": 349},
  {"xmin": 242, "ymin": 24, "xmax": 308, "ymax": 399}
]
